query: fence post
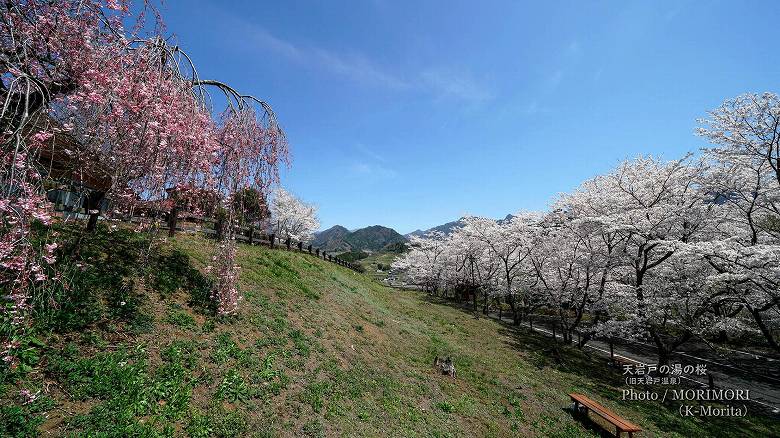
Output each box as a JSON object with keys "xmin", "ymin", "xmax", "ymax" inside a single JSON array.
[
  {"xmin": 297, "ymin": 241, "xmax": 303, "ymax": 251},
  {"xmin": 316, "ymin": 248, "xmax": 320, "ymax": 256},
  {"xmin": 308, "ymin": 244, "xmax": 312, "ymax": 253},
  {"xmin": 248, "ymin": 227, "xmax": 254, "ymax": 245},
  {"xmin": 269, "ymin": 233, "xmax": 275, "ymax": 248},
  {"xmin": 552, "ymin": 324, "xmax": 557, "ymax": 342},
  {"xmin": 285, "ymin": 237, "xmax": 291, "ymax": 250}
]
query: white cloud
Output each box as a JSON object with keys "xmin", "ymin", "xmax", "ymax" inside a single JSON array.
[
  {"xmin": 249, "ymin": 28, "xmax": 409, "ymax": 90},
  {"xmin": 354, "ymin": 143, "xmax": 387, "ymax": 163},
  {"xmin": 565, "ymin": 40, "xmax": 582, "ymax": 58},
  {"xmin": 521, "ymin": 101, "xmax": 550, "ymax": 115},
  {"xmin": 245, "ymin": 25, "xmax": 492, "ymax": 103},
  {"xmin": 420, "ymin": 69, "xmax": 494, "ymax": 103},
  {"xmin": 547, "ymin": 69, "xmax": 564, "ymax": 89},
  {"xmin": 593, "ymin": 67, "xmax": 604, "ymax": 81},
  {"xmin": 350, "ymin": 161, "xmax": 397, "ymax": 179}
]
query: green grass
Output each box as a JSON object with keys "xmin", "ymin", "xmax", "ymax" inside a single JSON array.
[
  {"xmin": 1, "ymin": 225, "xmax": 777, "ymax": 437},
  {"xmin": 358, "ymin": 250, "xmax": 401, "ymax": 281}
]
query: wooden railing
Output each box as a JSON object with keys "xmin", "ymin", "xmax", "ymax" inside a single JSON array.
[
  {"xmin": 52, "ymin": 203, "xmax": 363, "ymax": 272},
  {"xmin": 174, "ymin": 223, "xmax": 362, "ymax": 272}
]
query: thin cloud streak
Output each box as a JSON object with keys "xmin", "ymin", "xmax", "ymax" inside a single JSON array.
[
  {"xmin": 246, "ymin": 25, "xmax": 493, "ymax": 103},
  {"xmin": 249, "ymin": 28, "xmax": 409, "ymax": 90},
  {"xmin": 349, "ymin": 162, "xmax": 398, "ymax": 179},
  {"xmin": 420, "ymin": 69, "xmax": 495, "ymax": 103}
]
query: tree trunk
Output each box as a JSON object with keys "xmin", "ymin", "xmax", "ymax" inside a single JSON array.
[
  {"xmin": 84, "ymin": 191, "xmax": 105, "ymax": 232},
  {"xmin": 749, "ymin": 307, "xmax": 780, "ymax": 352},
  {"xmin": 657, "ymin": 348, "xmax": 670, "ymax": 369},
  {"xmin": 650, "ymin": 331, "xmax": 671, "ymax": 368},
  {"xmin": 168, "ymin": 206, "xmax": 178, "ymax": 237},
  {"xmin": 215, "ymin": 217, "xmax": 224, "ymax": 240},
  {"xmin": 509, "ymin": 296, "xmax": 520, "ymax": 326},
  {"xmin": 562, "ymin": 328, "xmax": 572, "ymax": 344}
]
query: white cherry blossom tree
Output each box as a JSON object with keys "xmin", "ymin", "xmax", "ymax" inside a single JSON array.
[{"xmin": 269, "ymin": 187, "xmax": 320, "ymax": 243}]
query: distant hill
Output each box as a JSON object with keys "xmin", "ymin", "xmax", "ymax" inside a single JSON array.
[
  {"xmin": 313, "ymin": 225, "xmax": 407, "ymax": 252},
  {"xmin": 311, "ymin": 225, "xmax": 351, "ymax": 252},
  {"xmin": 343, "ymin": 225, "xmax": 407, "ymax": 252},
  {"xmin": 381, "ymin": 241, "xmax": 408, "ymax": 253},
  {"xmin": 406, "ymin": 218, "xmax": 466, "ymax": 238},
  {"xmin": 406, "ymin": 214, "xmax": 515, "ymax": 238}
]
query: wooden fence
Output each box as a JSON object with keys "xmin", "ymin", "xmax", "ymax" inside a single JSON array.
[
  {"xmin": 169, "ymin": 223, "xmax": 362, "ymax": 272},
  {"xmin": 56, "ymin": 207, "xmax": 364, "ymax": 272}
]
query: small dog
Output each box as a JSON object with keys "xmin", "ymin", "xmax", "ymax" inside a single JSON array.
[{"xmin": 434, "ymin": 356, "xmax": 456, "ymax": 378}]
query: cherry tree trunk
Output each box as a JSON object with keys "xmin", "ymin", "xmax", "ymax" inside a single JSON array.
[
  {"xmin": 84, "ymin": 191, "xmax": 105, "ymax": 232},
  {"xmin": 168, "ymin": 206, "xmax": 178, "ymax": 237}
]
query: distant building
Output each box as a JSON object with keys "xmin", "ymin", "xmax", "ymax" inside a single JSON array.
[{"xmin": 32, "ymin": 117, "xmax": 113, "ymax": 219}]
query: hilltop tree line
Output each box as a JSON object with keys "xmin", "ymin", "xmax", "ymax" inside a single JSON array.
[{"xmin": 393, "ymin": 92, "xmax": 780, "ymax": 363}]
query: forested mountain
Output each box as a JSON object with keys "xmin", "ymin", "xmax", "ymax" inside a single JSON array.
[
  {"xmin": 311, "ymin": 225, "xmax": 351, "ymax": 251},
  {"xmin": 313, "ymin": 225, "xmax": 406, "ymax": 252}
]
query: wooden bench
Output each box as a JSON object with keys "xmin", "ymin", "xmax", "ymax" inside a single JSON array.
[{"xmin": 569, "ymin": 393, "xmax": 641, "ymax": 437}]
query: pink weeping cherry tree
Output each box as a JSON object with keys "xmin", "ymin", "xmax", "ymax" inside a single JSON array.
[
  {"xmin": 1, "ymin": 0, "xmax": 288, "ymax": 364},
  {"xmin": 207, "ymin": 105, "xmax": 289, "ymax": 316}
]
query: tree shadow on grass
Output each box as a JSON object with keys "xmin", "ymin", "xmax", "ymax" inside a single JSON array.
[
  {"xmin": 418, "ymin": 293, "xmax": 778, "ymax": 438},
  {"xmin": 560, "ymin": 407, "xmax": 614, "ymax": 438},
  {"xmin": 31, "ymin": 223, "xmax": 151, "ymax": 332},
  {"xmin": 27, "ymin": 224, "xmax": 216, "ymax": 336},
  {"xmin": 495, "ymin": 324, "xmax": 779, "ymax": 437},
  {"xmin": 153, "ymin": 248, "xmax": 214, "ymax": 315}
]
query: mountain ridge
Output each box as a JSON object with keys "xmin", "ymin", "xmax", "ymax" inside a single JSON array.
[
  {"xmin": 313, "ymin": 224, "xmax": 406, "ymax": 252},
  {"xmin": 405, "ymin": 214, "xmax": 516, "ymax": 238}
]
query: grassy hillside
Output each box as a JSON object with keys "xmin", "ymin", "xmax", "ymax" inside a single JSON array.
[
  {"xmin": 1, "ymin": 226, "xmax": 776, "ymax": 437},
  {"xmin": 359, "ymin": 251, "xmax": 401, "ymax": 282}
]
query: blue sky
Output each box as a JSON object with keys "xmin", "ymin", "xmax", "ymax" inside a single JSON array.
[{"xmin": 158, "ymin": 0, "xmax": 779, "ymax": 234}]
